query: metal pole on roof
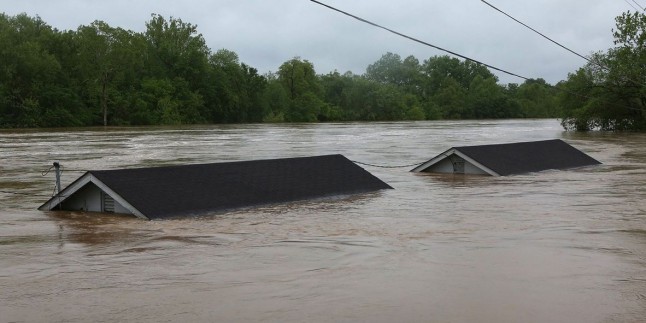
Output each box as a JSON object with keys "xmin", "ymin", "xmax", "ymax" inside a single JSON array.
[{"xmin": 53, "ymin": 162, "xmax": 61, "ymax": 195}]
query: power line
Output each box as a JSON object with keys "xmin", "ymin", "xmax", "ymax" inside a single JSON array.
[
  {"xmin": 308, "ymin": 0, "xmax": 531, "ymax": 81},
  {"xmin": 624, "ymin": 0, "xmax": 639, "ymax": 11},
  {"xmin": 630, "ymin": 0, "xmax": 645, "ymax": 11},
  {"xmin": 481, "ymin": 0, "xmax": 646, "ymax": 88},
  {"xmin": 308, "ymin": 0, "xmax": 644, "ymax": 113},
  {"xmin": 480, "ymin": 0, "xmax": 590, "ymax": 62}
]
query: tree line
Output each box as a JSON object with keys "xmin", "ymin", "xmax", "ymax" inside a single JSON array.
[{"xmin": 0, "ymin": 12, "xmax": 643, "ymax": 130}]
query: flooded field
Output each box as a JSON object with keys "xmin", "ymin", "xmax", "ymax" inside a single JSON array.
[{"xmin": 1, "ymin": 119, "xmax": 645, "ymax": 322}]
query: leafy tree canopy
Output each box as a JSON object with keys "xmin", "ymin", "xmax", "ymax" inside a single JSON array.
[
  {"xmin": 560, "ymin": 11, "xmax": 646, "ymax": 131},
  {"xmin": 6, "ymin": 11, "xmax": 641, "ymax": 129}
]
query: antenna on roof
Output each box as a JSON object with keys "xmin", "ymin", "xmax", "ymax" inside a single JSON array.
[{"xmin": 53, "ymin": 162, "xmax": 61, "ymax": 195}]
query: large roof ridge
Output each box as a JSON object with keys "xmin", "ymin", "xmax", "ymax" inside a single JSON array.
[{"xmin": 40, "ymin": 154, "xmax": 393, "ymax": 219}]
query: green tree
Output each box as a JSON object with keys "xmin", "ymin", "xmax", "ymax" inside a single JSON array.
[
  {"xmin": 206, "ymin": 49, "xmax": 267, "ymax": 122},
  {"xmin": 143, "ymin": 14, "xmax": 211, "ymax": 124},
  {"xmin": 365, "ymin": 53, "xmax": 423, "ymax": 97},
  {"xmin": 277, "ymin": 57, "xmax": 324, "ymax": 122},
  {"xmin": 288, "ymin": 92, "xmax": 326, "ymax": 122},
  {"xmin": 401, "ymin": 55, "xmax": 424, "ymax": 96},
  {"xmin": 241, "ymin": 63, "xmax": 268, "ymax": 122},
  {"xmin": 262, "ymin": 76, "xmax": 289, "ymax": 122},
  {"xmin": 75, "ymin": 21, "xmax": 146, "ymax": 125},
  {"xmin": 277, "ymin": 57, "xmax": 321, "ymax": 99},
  {"xmin": 207, "ymin": 49, "xmax": 248, "ymax": 122},
  {"xmin": 320, "ymin": 70, "xmax": 349, "ymax": 109},
  {"xmin": 431, "ymin": 77, "xmax": 467, "ymax": 119},
  {"xmin": 558, "ymin": 67, "xmax": 603, "ymax": 131},
  {"xmin": 319, "ymin": 70, "xmax": 357, "ymax": 121},
  {"xmin": 467, "ymin": 75, "xmax": 513, "ymax": 118},
  {"xmin": 514, "ymin": 79, "xmax": 558, "ymax": 118},
  {"xmin": 421, "ymin": 56, "xmax": 497, "ymax": 96},
  {"xmin": 420, "ymin": 55, "xmax": 501, "ymax": 119},
  {"xmin": 0, "ymin": 13, "xmax": 82, "ymax": 127},
  {"xmin": 365, "ymin": 52, "xmax": 405, "ymax": 85},
  {"xmin": 560, "ymin": 11, "xmax": 646, "ymax": 131},
  {"xmin": 145, "ymin": 14, "xmax": 209, "ymax": 82},
  {"xmin": 341, "ymin": 76, "xmax": 380, "ymax": 120}
]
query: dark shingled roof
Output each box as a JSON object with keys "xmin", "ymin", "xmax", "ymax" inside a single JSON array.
[
  {"xmin": 83, "ymin": 154, "xmax": 392, "ymax": 219},
  {"xmin": 411, "ymin": 139, "xmax": 601, "ymax": 176},
  {"xmin": 453, "ymin": 139, "xmax": 601, "ymax": 176},
  {"xmin": 413, "ymin": 139, "xmax": 601, "ymax": 176}
]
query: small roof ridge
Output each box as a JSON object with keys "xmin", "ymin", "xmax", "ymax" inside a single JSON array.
[{"xmin": 413, "ymin": 139, "xmax": 601, "ymax": 176}]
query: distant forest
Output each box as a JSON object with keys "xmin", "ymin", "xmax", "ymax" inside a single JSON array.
[{"xmin": 1, "ymin": 12, "xmax": 644, "ymax": 130}]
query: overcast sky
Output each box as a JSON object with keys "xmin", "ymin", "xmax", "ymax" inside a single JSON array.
[{"xmin": 2, "ymin": 0, "xmax": 640, "ymax": 84}]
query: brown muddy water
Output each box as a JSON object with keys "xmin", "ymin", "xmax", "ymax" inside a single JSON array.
[{"xmin": 1, "ymin": 119, "xmax": 645, "ymax": 322}]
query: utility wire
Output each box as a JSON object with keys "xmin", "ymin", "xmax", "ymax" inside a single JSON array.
[
  {"xmin": 624, "ymin": 0, "xmax": 639, "ymax": 11},
  {"xmin": 351, "ymin": 160, "xmax": 425, "ymax": 169},
  {"xmin": 308, "ymin": 0, "xmax": 644, "ymax": 113},
  {"xmin": 41, "ymin": 165, "xmax": 55, "ymax": 176},
  {"xmin": 630, "ymin": 0, "xmax": 645, "ymax": 11},
  {"xmin": 309, "ymin": 0, "xmax": 530, "ymax": 81},
  {"xmin": 480, "ymin": 0, "xmax": 590, "ymax": 62},
  {"xmin": 480, "ymin": 0, "xmax": 646, "ymax": 88}
]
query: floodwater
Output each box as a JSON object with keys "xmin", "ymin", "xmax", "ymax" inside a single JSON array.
[{"xmin": 1, "ymin": 119, "xmax": 645, "ymax": 322}]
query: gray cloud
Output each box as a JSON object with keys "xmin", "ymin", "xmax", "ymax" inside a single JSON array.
[{"xmin": 3, "ymin": 0, "xmax": 633, "ymax": 84}]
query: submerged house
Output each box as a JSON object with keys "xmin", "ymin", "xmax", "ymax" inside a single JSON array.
[
  {"xmin": 411, "ymin": 139, "xmax": 601, "ymax": 176},
  {"xmin": 39, "ymin": 154, "xmax": 393, "ymax": 220}
]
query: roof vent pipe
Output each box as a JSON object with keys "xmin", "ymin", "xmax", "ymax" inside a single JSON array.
[{"xmin": 53, "ymin": 162, "xmax": 61, "ymax": 195}]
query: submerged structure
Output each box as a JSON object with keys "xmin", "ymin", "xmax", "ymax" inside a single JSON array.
[
  {"xmin": 39, "ymin": 154, "xmax": 393, "ymax": 220},
  {"xmin": 411, "ymin": 139, "xmax": 601, "ymax": 176}
]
